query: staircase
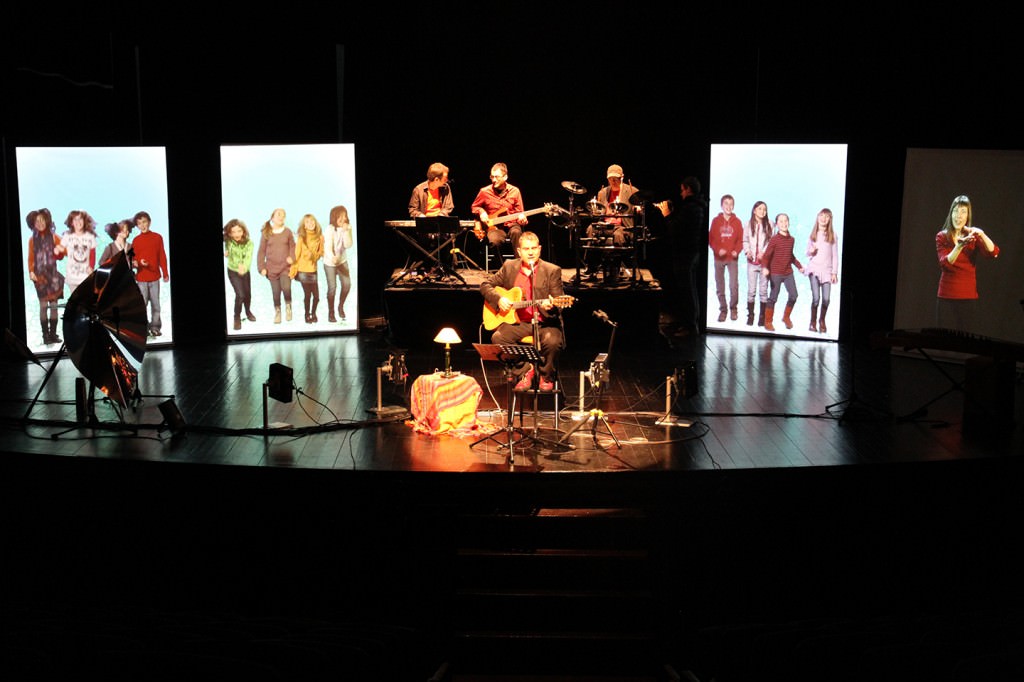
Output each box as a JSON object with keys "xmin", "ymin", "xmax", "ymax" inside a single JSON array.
[{"xmin": 430, "ymin": 503, "xmax": 676, "ymax": 681}]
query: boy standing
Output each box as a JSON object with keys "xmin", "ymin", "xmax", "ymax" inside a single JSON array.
[
  {"xmin": 708, "ymin": 194, "xmax": 744, "ymax": 322},
  {"xmin": 132, "ymin": 211, "xmax": 170, "ymax": 337}
]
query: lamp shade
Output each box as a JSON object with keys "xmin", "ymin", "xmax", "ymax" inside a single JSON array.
[{"xmin": 433, "ymin": 327, "xmax": 461, "ymax": 344}]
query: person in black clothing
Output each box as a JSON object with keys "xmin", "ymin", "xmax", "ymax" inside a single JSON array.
[{"xmin": 653, "ymin": 176, "xmax": 707, "ymax": 338}]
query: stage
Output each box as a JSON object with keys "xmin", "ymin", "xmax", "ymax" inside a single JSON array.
[{"xmin": 2, "ymin": 327, "xmax": 1022, "ymax": 680}]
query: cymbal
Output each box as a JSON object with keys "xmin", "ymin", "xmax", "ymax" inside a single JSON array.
[
  {"xmin": 585, "ymin": 198, "xmax": 606, "ymax": 216},
  {"xmin": 628, "ymin": 189, "xmax": 655, "ymax": 205},
  {"xmin": 561, "ymin": 180, "xmax": 587, "ymax": 195},
  {"xmin": 609, "ymin": 202, "xmax": 630, "ymax": 215}
]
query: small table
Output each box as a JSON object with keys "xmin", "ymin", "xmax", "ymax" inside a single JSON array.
[{"xmin": 409, "ymin": 372, "xmax": 483, "ymax": 435}]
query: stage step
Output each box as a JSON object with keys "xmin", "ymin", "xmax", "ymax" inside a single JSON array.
[{"xmin": 434, "ymin": 506, "xmax": 674, "ymax": 680}]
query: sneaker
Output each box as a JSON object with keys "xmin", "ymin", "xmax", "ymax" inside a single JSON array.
[
  {"xmin": 538, "ymin": 376, "xmax": 555, "ymax": 392},
  {"xmin": 514, "ymin": 366, "xmax": 536, "ymax": 391}
]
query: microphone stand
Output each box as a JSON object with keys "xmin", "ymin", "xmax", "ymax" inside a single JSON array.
[{"xmin": 524, "ymin": 264, "xmax": 566, "ymax": 449}]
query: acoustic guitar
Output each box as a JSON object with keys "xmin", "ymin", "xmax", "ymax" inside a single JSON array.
[
  {"xmin": 473, "ymin": 203, "xmax": 567, "ymax": 240},
  {"xmin": 482, "ymin": 286, "xmax": 575, "ymax": 330}
]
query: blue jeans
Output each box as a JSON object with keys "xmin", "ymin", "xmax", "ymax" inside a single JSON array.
[
  {"xmin": 808, "ymin": 274, "xmax": 831, "ymax": 308},
  {"xmin": 768, "ymin": 274, "xmax": 797, "ymax": 307}
]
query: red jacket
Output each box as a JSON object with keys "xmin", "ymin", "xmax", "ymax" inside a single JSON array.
[{"xmin": 708, "ymin": 213, "xmax": 744, "ymax": 260}]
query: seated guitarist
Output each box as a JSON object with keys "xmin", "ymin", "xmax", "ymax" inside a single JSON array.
[
  {"xmin": 480, "ymin": 231, "xmax": 565, "ymax": 392},
  {"xmin": 471, "ymin": 162, "xmax": 527, "ymax": 251}
]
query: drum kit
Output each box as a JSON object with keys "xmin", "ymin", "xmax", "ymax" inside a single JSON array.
[
  {"xmin": 560, "ymin": 179, "xmax": 651, "ymax": 218},
  {"xmin": 558, "ymin": 179, "xmax": 656, "ymax": 286}
]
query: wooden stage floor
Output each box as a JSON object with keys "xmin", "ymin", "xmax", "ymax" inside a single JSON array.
[{"xmin": 2, "ymin": 323, "xmax": 1021, "ymax": 471}]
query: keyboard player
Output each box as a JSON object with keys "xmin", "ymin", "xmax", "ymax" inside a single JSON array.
[
  {"xmin": 388, "ymin": 162, "xmax": 462, "ymax": 282},
  {"xmin": 408, "ymin": 162, "xmax": 453, "ymax": 218}
]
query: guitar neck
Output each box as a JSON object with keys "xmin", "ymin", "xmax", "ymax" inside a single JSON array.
[{"xmin": 487, "ymin": 206, "xmax": 552, "ymax": 226}]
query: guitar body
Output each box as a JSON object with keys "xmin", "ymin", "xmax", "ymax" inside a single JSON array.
[
  {"xmin": 473, "ymin": 208, "xmax": 507, "ymax": 240},
  {"xmin": 482, "ymin": 285, "xmax": 575, "ymax": 330},
  {"xmin": 483, "ymin": 286, "xmax": 524, "ymax": 330}
]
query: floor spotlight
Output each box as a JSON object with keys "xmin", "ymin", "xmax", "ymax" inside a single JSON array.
[
  {"xmin": 263, "ymin": 363, "xmax": 294, "ymax": 431},
  {"xmin": 267, "ymin": 363, "xmax": 294, "ymax": 403},
  {"xmin": 158, "ymin": 398, "xmax": 187, "ymax": 435},
  {"xmin": 656, "ymin": 362, "xmax": 698, "ymax": 427},
  {"xmin": 675, "ymin": 361, "xmax": 699, "ymax": 398}
]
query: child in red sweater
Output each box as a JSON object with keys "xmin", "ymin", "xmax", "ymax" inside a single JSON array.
[{"xmin": 760, "ymin": 213, "xmax": 804, "ymax": 331}]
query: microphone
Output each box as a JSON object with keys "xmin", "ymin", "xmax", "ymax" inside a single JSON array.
[{"xmin": 592, "ymin": 309, "xmax": 609, "ymax": 322}]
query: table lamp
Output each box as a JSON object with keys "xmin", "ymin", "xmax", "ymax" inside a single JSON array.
[{"xmin": 433, "ymin": 327, "xmax": 461, "ymax": 377}]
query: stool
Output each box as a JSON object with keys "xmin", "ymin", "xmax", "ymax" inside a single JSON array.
[
  {"xmin": 484, "ymin": 237, "xmax": 514, "ymax": 273},
  {"xmin": 513, "ymin": 336, "xmax": 563, "ymax": 431}
]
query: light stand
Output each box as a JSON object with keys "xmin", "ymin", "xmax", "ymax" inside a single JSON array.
[
  {"xmin": 559, "ymin": 311, "xmax": 621, "ymax": 449},
  {"xmin": 367, "ymin": 352, "xmax": 409, "ymax": 418},
  {"xmin": 263, "ymin": 362, "xmax": 293, "ymax": 433},
  {"xmin": 656, "ymin": 364, "xmax": 697, "ymax": 427}
]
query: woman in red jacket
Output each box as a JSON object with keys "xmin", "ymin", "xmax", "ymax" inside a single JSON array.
[{"xmin": 935, "ymin": 195, "xmax": 999, "ymax": 332}]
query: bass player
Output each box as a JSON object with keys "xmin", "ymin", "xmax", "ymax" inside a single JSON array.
[{"xmin": 471, "ymin": 162, "xmax": 528, "ymax": 251}]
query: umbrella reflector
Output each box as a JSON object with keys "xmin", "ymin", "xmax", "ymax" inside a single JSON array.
[{"xmin": 63, "ymin": 250, "xmax": 147, "ymax": 408}]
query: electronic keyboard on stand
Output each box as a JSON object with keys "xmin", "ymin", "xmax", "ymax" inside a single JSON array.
[
  {"xmin": 385, "ymin": 218, "xmax": 477, "ymax": 285},
  {"xmin": 871, "ymin": 327, "xmax": 1021, "ymax": 432}
]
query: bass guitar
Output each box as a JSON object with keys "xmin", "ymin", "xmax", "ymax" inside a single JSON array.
[
  {"xmin": 473, "ymin": 203, "xmax": 567, "ymax": 240},
  {"xmin": 483, "ymin": 286, "xmax": 575, "ymax": 330}
]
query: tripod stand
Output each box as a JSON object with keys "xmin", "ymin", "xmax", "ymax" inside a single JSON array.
[{"xmin": 558, "ymin": 311, "xmax": 621, "ymax": 449}]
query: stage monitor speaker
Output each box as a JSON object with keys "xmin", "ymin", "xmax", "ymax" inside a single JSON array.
[{"xmin": 267, "ymin": 363, "xmax": 294, "ymax": 403}]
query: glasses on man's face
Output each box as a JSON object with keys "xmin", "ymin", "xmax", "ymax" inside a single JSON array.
[{"xmin": 490, "ymin": 174, "xmax": 505, "ymax": 179}]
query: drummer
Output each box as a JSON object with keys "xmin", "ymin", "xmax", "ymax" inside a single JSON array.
[{"xmin": 583, "ymin": 164, "xmax": 641, "ymax": 278}]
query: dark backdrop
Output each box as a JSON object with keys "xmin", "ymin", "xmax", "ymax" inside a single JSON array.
[{"xmin": 4, "ymin": 11, "xmax": 1022, "ymax": 351}]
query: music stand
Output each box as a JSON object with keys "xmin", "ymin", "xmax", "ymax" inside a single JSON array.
[{"xmin": 470, "ymin": 343, "xmax": 554, "ymax": 466}]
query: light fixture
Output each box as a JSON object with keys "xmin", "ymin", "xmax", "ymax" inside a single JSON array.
[
  {"xmin": 433, "ymin": 327, "xmax": 462, "ymax": 378},
  {"xmin": 158, "ymin": 398, "xmax": 188, "ymax": 435}
]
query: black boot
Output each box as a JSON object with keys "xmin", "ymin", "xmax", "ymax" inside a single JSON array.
[
  {"xmin": 746, "ymin": 301, "xmax": 755, "ymax": 326},
  {"xmin": 757, "ymin": 303, "xmax": 765, "ymax": 327},
  {"xmin": 48, "ymin": 319, "xmax": 61, "ymax": 344}
]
